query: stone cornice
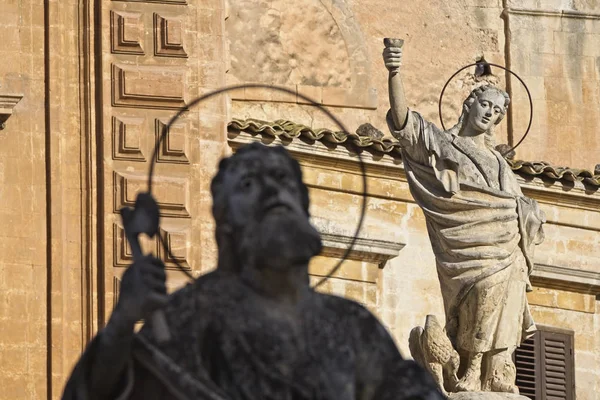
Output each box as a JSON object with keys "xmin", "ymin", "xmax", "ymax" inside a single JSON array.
[
  {"xmin": 518, "ymin": 178, "xmax": 600, "ymax": 212},
  {"xmin": 0, "ymin": 94, "xmax": 23, "ymax": 130},
  {"xmin": 531, "ymin": 264, "xmax": 600, "ymax": 296},
  {"xmin": 506, "ymin": 6, "xmax": 600, "ymax": 20},
  {"xmin": 228, "ymin": 129, "xmax": 404, "ymax": 180},
  {"xmin": 319, "ymin": 232, "xmax": 405, "ymax": 266}
]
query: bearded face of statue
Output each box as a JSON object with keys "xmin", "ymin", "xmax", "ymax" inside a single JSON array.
[{"xmin": 214, "ymin": 145, "xmax": 322, "ymax": 271}]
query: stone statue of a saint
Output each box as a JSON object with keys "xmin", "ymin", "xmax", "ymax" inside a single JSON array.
[
  {"xmin": 382, "ymin": 42, "xmax": 546, "ymax": 395},
  {"xmin": 62, "ymin": 143, "xmax": 444, "ymax": 400}
]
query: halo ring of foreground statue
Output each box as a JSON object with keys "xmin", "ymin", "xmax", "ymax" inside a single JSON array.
[
  {"xmin": 438, "ymin": 63, "xmax": 533, "ymax": 156},
  {"xmin": 148, "ymin": 84, "xmax": 368, "ymax": 288}
]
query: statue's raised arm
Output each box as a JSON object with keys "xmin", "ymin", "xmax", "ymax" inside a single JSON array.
[
  {"xmin": 383, "ymin": 38, "xmax": 409, "ymax": 131},
  {"xmin": 382, "ymin": 39, "xmax": 432, "ymax": 153}
]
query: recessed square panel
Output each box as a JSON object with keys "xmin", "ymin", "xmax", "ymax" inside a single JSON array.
[
  {"xmin": 110, "ymin": 11, "xmax": 144, "ymax": 55},
  {"xmin": 154, "ymin": 13, "xmax": 187, "ymax": 58},
  {"xmin": 112, "ymin": 116, "xmax": 146, "ymax": 161},
  {"xmin": 155, "ymin": 119, "xmax": 190, "ymax": 164}
]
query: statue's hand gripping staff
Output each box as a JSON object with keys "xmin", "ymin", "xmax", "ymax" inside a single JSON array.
[{"xmin": 120, "ymin": 192, "xmax": 171, "ymax": 343}]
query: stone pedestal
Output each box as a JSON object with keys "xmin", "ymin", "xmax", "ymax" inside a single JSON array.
[{"xmin": 449, "ymin": 393, "xmax": 530, "ymax": 399}]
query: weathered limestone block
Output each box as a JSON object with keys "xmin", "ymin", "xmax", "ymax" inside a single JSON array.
[
  {"xmin": 226, "ymin": 0, "xmax": 351, "ymax": 87},
  {"xmin": 449, "ymin": 392, "xmax": 531, "ymax": 399}
]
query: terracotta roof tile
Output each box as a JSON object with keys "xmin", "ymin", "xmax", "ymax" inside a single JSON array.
[
  {"xmin": 507, "ymin": 159, "xmax": 600, "ymax": 187},
  {"xmin": 228, "ymin": 118, "xmax": 600, "ymax": 189}
]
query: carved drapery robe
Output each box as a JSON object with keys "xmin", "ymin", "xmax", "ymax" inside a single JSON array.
[
  {"xmin": 62, "ymin": 270, "xmax": 439, "ymax": 400},
  {"xmin": 387, "ymin": 110, "xmax": 545, "ymax": 354}
]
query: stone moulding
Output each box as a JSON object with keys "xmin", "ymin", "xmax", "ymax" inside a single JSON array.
[
  {"xmin": 507, "ymin": 6, "xmax": 600, "ymax": 20},
  {"xmin": 319, "ymin": 232, "xmax": 404, "ymax": 267},
  {"xmin": 0, "ymin": 94, "xmax": 23, "ymax": 130},
  {"xmin": 531, "ymin": 263, "xmax": 600, "ymax": 296}
]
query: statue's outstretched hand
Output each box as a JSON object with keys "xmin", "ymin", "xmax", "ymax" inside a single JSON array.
[
  {"xmin": 383, "ymin": 46, "xmax": 403, "ymax": 71},
  {"xmin": 112, "ymin": 255, "xmax": 168, "ymax": 332}
]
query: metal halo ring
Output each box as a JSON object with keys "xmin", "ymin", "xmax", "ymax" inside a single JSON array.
[
  {"xmin": 148, "ymin": 84, "xmax": 368, "ymax": 289},
  {"xmin": 438, "ymin": 62, "xmax": 533, "ymax": 156}
]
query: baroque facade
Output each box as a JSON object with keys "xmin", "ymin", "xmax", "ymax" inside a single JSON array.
[{"xmin": 0, "ymin": 0, "xmax": 599, "ymax": 399}]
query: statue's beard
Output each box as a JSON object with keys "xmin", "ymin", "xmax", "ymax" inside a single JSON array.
[{"xmin": 239, "ymin": 210, "xmax": 322, "ymax": 270}]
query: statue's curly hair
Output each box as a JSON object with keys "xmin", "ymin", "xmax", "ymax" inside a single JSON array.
[
  {"xmin": 461, "ymin": 85, "xmax": 510, "ymax": 124},
  {"xmin": 448, "ymin": 85, "xmax": 511, "ymax": 150}
]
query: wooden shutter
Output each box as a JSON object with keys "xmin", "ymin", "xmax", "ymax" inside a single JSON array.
[
  {"xmin": 541, "ymin": 330, "xmax": 575, "ymax": 400},
  {"xmin": 515, "ymin": 335, "xmax": 539, "ymax": 398},
  {"xmin": 515, "ymin": 326, "xmax": 575, "ymax": 400}
]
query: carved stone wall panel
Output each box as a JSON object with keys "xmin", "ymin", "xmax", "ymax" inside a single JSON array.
[
  {"xmin": 110, "ymin": 10, "xmax": 145, "ymax": 55},
  {"xmin": 154, "ymin": 13, "xmax": 187, "ymax": 58},
  {"xmin": 155, "ymin": 118, "xmax": 190, "ymax": 164},
  {"xmin": 112, "ymin": 223, "xmax": 160, "ymax": 268},
  {"xmin": 158, "ymin": 227, "xmax": 191, "ymax": 270},
  {"xmin": 102, "ymin": 0, "xmax": 228, "ymax": 328},
  {"xmin": 111, "ymin": 64, "xmax": 187, "ymax": 109},
  {"xmin": 112, "ymin": 116, "xmax": 146, "ymax": 161},
  {"xmin": 113, "ymin": 171, "xmax": 191, "ymax": 218},
  {"xmin": 113, "ymin": 223, "xmax": 191, "ymax": 270}
]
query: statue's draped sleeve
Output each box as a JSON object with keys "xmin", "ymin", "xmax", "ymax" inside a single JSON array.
[
  {"xmin": 61, "ymin": 281, "xmax": 221, "ymax": 400},
  {"xmin": 386, "ymin": 109, "xmax": 461, "ymax": 194},
  {"xmin": 61, "ymin": 332, "xmax": 204, "ymax": 400},
  {"xmin": 385, "ymin": 109, "xmax": 421, "ymax": 149},
  {"xmin": 516, "ymin": 195, "xmax": 546, "ymax": 277}
]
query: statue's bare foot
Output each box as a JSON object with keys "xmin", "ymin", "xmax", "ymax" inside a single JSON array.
[
  {"xmin": 485, "ymin": 349, "xmax": 519, "ymax": 394},
  {"xmin": 455, "ymin": 353, "xmax": 482, "ymax": 392}
]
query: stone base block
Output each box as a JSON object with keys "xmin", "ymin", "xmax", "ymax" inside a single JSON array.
[{"xmin": 449, "ymin": 393, "xmax": 530, "ymax": 400}]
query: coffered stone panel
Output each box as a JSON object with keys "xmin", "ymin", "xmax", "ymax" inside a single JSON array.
[
  {"xmin": 101, "ymin": 0, "xmax": 228, "ymax": 344},
  {"xmin": 113, "ymin": 223, "xmax": 191, "ymax": 270},
  {"xmin": 111, "ymin": 64, "xmax": 187, "ymax": 109},
  {"xmin": 155, "ymin": 118, "xmax": 189, "ymax": 164},
  {"xmin": 112, "ymin": 223, "xmax": 159, "ymax": 268},
  {"xmin": 113, "ymin": 171, "xmax": 190, "ymax": 218},
  {"xmin": 158, "ymin": 227, "xmax": 190, "ymax": 270},
  {"xmin": 154, "ymin": 13, "xmax": 187, "ymax": 58},
  {"xmin": 110, "ymin": 10, "xmax": 144, "ymax": 55},
  {"xmin": 112, "ymin": 116, "xmax": 146, "ymax": 161}
]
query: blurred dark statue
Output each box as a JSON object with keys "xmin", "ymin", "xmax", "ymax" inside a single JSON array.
[{"xmin": 62, "ymin": 143, "xmax": 444, "ymax": 400}]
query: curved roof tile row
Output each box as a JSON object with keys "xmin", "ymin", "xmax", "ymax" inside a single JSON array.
[{"xmin": 228, "ymin": 118, "xmax": 600, "ymax": 188}]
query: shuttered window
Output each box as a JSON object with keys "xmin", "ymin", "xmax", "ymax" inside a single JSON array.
[
  {"xmin": 515, "ymin": 334, "xmax": 538, "ymax": 398},
  {"xmin": 515, "ymin": 326, "xmax": 575, "ymax": 400}
]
